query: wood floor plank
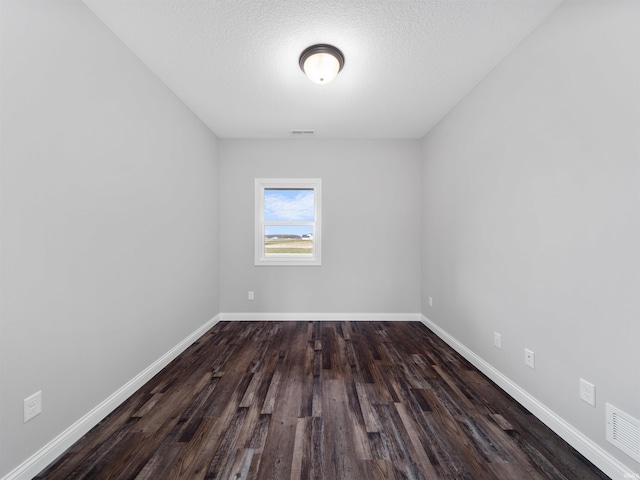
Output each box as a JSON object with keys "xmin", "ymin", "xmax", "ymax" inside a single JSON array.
[
  {"xmin": 394, "ymin": 401, "xmax": 440, "ymax": 478},
  {"xmin": 355, "ymin": 381, "xmax": 379, "ymax": 433},
  {"xmin": 203, "ymin": 407, "xmax": 249, "ymax": 479},
  {"xmin": 37, "ymin": 321, "xmax": 609, "ymax": 480},
  {"xmin": 320, "ymin": 379, "xmax": 370, "ymax": 479},
  {"xmin": 373, "ymin": 404, "xmax": 425, "ymax": 479},
  {"xmin": 260, "ymin": 367, "xmax": 283, "ymax": 415},
  {"xmin": 165, "ymin": 417, "xmax": 226, "ymax": 479},
  {"xmin": 290, "ymin": 417, "xmax": 311, "ymax": 480},
  {"xmin": 133, "ymin": 442, "xmax": 186, "ymax": 480},
  {"xmin": 258, "ymin": 324, "xmax": 306, "ymax": 480},
  {"xmin": 36, "ymin": 401, "xmax": 146, "ymax": 479}
]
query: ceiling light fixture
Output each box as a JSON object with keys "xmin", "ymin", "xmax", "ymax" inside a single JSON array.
[{"xmin": 299, "ymin": 44, "xmax": 344, "ymax": 84}]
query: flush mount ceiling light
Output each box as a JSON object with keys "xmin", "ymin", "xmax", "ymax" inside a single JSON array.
[{"xmin": 299, "ymin": 44, "xmax": 344, "ymax": 84}]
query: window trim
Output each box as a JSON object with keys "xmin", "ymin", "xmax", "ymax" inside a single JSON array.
[{"xmin": 255, "ymin": 178, "xmax": 322, "ymax": 266}]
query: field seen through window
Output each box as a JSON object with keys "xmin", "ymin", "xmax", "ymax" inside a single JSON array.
[{"xmin": 265, "ymin": 235, "xmax": 313, "ymax": 254}]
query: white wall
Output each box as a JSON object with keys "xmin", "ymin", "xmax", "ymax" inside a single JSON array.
[
  {"xmin": 0, "ymin": 1, "xmax": 220, "ymax": 476},
  {"xmin": 421, "ymin": 0, "xmax": 639, "ymax": 473},
  {"xmin": 219, "ymin": 139, "xmax": 422, "ymax": 315}
]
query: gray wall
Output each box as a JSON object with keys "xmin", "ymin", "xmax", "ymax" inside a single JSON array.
[
  {"xmin": 0, "ymin": 1, "xmax": 220, "ymax": 476},
  {"xmin": 421, "ymin": 0, "xmax": 639, "ymax": 471},
  {"xmin": 219, "ymin": 139, "xmax": 422, "ymax": 314}
]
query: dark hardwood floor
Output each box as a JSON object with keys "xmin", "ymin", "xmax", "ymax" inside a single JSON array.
[{"xmin": 36, "ymin": 321, "xmax": 608, "ymax": 479}]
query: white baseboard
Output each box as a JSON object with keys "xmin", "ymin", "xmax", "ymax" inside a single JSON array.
[
  {"xmin": 2, "ymin": 314, "xmax": 220, "ymax": 480},
  {"xmin": 219, "ymin": 312, "xmax": 422, "ymax": 322},
  {"xmin": 420, "ymin": 314, "xmax": 637, "ymax": 480}
]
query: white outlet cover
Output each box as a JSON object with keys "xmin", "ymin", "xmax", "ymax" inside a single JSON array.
[
  {"xmin": 524, "ymin": 348, "xmax": 535, "ymax": 369},
  {"xmin": 580, "ymin": 378, "xmax": 596, "ymax": 407},
  {"xmin": 494, "ymin": 332, "xmax": 502, "ymax": 349},
  {"xmin": 24, "ymin": 391, "xmax": 42, "ymax": 423}
]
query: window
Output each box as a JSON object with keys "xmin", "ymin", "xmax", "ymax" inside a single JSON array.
[{"xmin": 255, "ymin": 178, "xmax": 322, "ymax": 266}]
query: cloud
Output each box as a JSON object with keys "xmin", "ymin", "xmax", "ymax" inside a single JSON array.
[{"xmin": 264, "ymin": 190, "xmax": 314, "ymax": 221}]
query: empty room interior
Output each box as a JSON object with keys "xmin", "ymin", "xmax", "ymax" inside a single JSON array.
[{"xmin": 1, "ymin": 0, "xmax": 639, "ymax": 479}]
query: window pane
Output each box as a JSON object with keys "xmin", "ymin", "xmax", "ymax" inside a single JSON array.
[
  {"xmin": 264, "ymin": 189, "xmax": 314, "ymax": 222},
  {"xmin": 264, "ymin": 226, "xmax": 313, "ymax": 255},
  {"xmin": 255, "ymin": 178, "xmax": 321, "ymax": 266}
]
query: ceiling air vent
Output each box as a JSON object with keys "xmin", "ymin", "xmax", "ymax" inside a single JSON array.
[
  {"xmin": 290, "ymin": 130, "xmax": 315, "ymax": 137},
  {"xmin": 606, "ymin": 403, "xmax": 640, "ymax": 463}
]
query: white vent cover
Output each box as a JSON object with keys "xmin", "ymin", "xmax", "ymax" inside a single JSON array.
[
  {"xmin": 290, "ymin": 130, "xmax": 315, "ymax": 137},
  {"xmin": 606, "ymin": 403, "xmax": 640, "ymax": 463}
]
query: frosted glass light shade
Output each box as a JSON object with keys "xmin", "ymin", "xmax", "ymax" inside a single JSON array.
[
  {"xmin": 299, "ymin": 44, "xmax": 344, "ymax": 84},
  {"xmin": 303, "ymin": 52, "xmax": 340, "ymax": 84}
]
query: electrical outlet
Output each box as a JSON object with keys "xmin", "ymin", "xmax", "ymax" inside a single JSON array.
[
  {"xmin": 524, "ymin": 348, "xmax": 535, "ymax": 369},
  {"xmin": 580, "ymin": 378, "xmax": 596, "ymax": 407},
  {"xmin": 248, "ymin": 291, "xmax": 254, "ymax": 300},
  {"xmin": 428, "ymin": 296, "xmax": 433, "ymax": 307},
  {"xmin": 24, "ymin": 391, "xmax": 42, "ymax": 423},
  {"xmin": 494, "ymin": 332, "xmax": 502, "ymax": 349}
]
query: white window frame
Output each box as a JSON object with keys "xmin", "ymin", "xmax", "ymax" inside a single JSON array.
[{"xmin": 255, "ymin": 178, "xmax": 322, "ymax": 266}]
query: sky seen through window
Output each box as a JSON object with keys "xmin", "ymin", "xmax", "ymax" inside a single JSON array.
[{"xmin": 264, "ymin": 189, "xmax": 314, "ymax": 237}]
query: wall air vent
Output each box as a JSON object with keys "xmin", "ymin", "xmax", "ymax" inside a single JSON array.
[
  {"xmin": 290, "ymin": 130, "xmax": 315, "ymax": 137},
  {"xmin": 606, "ymin": 403, "xmax": 640, "ymax": 463}
]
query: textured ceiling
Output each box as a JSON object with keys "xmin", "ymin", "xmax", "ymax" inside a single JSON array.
[{"xmin": 82, "ymin": 0, "xmax": 563, "ymax": 139}]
